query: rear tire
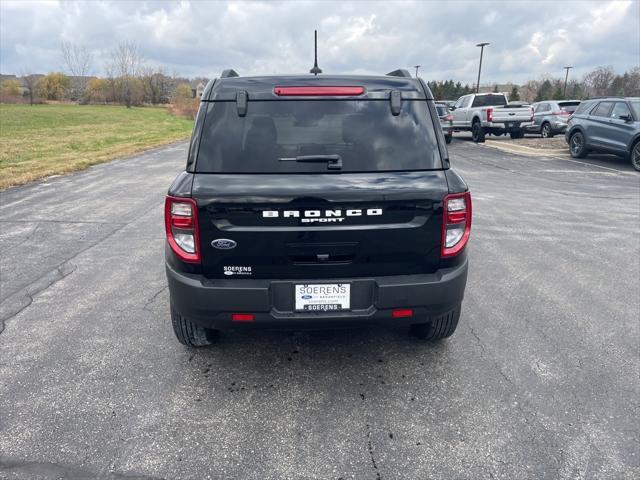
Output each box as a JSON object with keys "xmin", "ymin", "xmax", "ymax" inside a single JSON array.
[
  {"xmin": 410, "ymin": 305, "xmax": 461, "ymax": 341},
  {"xmin": 541, "ymin": 123, "xmax": 553, "ymax": 138},
  {"xmin": 445, "ymin": 134, "xmax": 453, "ymax": 144},
  {"xmin": 630, "ymin": 140, "xmax": 640, "ymax": 172},
  {"xmin": 569, "ymin": 131, "xmax": 588, "ymax": 158},
  {"xmin": 471, "ymin": 121, "xmax": 485, "ymax": 143},
  {"xmin": 171, "ymin": 303, "xmax": 218, "ymax": 347}
]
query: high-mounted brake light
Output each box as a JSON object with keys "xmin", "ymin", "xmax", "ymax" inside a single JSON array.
[
  {"xmin": 165, "ymin": 196, "xmax": 200, "ymax": 263},
  {"xmin": 441, "ymin": 191, "xmax": 472, "ymax": 258},
  {"xmin": 274, "ymin": 86, "xmax": 365, "ymax": 96},
  {"xmin": 487, "ymin": 107, "xmax": 494, "ymax": 123}
]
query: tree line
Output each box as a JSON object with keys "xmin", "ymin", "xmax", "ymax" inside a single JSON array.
[
  {"xmin": 0, "ymin": 41, "xmax": 207, "ymax": 109},
  {"xmin": 426, "ymin": 66, "xmax": 639, "ymax": 102}
]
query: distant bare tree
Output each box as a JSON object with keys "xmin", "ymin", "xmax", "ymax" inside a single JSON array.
[
  {"xmin": 21, "ymin": 68, "xmax": 39, "ymax": 105},
  {"xmin": 583, "ymin": 66, "xmax": 616, "ymax": 97},
  {"xmin": 107, "ymin": 42, "xmax": 143, "ymax": 107},
  {"xmin": 141, "ymin": 66, "xmax": 170, "ymax": 104},
  {"xmin": 61, "ymin": 42, "xmax": 93, "ymax": 102}
]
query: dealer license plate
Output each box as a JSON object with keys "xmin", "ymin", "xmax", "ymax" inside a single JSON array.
[{"xmin": 295, "ymin": 283, "xmax": 351, "ymax": 312}]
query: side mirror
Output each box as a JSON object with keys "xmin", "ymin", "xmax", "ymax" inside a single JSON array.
[
  {"xmin": 619, "ymin": 114, "xmax": 633, "ymax": 122},
  {"xmin": 449, "ymin": 106, "xmax": 456, "ymax": 111}
]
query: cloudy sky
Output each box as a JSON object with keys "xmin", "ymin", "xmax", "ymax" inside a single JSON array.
[{"xmin": 1, "ymin": 0, "xmax": 638, "ymax": 84}]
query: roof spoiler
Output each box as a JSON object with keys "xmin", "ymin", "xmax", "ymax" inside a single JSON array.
[
  {"xmin": 386, "ymin": 69, "xmax": 412, "ymax": 78},
  {"xmin": 221, "ymin": 69, "xmax": 239, "ymax": 78}
]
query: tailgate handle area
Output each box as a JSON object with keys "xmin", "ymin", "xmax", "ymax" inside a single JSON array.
[{"xmin": 287, "ymin": 241, "xmax": 358, "ymax": 265}]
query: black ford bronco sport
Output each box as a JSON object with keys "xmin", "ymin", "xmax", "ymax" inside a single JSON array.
[{"xmin": 165, "ymin": 69, "xmax": 471, "ymax": 346}]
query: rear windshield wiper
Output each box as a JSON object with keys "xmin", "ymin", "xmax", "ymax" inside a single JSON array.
[{"xmin": 278, "ymin": 154, "xmax": 342, "ymax": 170}]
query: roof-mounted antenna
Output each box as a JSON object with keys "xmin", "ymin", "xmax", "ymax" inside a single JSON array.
[{"xmin": 310, "ymin": 30, "xmax": 322, "ymax": 75}]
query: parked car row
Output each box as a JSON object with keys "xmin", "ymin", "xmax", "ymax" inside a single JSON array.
[{"xmin": 435, "ymin": 94, "xmax": 639, "ymax": 171}]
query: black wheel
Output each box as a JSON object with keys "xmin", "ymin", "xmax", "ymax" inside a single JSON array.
[
  {"xmin": 171, "ymin": 303, "xmax": 218, "ymax": 347},
  {"xmin": 471, "ymin": 121, "xmax": 485, "ymax": 143},
  {"xmin": 445, "ymin": 134, "xmax": 453, "ymax": 144},
  {"xmin": 569, "ymin": 131, "xmax": 588, "ymax": 158},
  {"xmin": 631, "ymin": 140, "xmax": 640, "ymax": 172},
  {"xmin": 410, "ymin": 305, "xmax": 461, "ymax": 341},
  {"xmin": 541, "ymin": 123, "xmax": 553, "ymax": 138}
]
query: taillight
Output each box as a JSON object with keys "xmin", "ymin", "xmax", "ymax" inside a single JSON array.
[
  {"xmin": 441, "ymin": 191, "xmax": 472, "ymax": 258},
  {"xmin": 553, "ymin": 110, "xmax": 570, "ymax": 116},
  {"xmin": 165, "ymin": 196, "xmax": 200, "ymax": 263},
  {"xmin": 274, "ymin": 86, "xmax": 365, "ymax": 96},
  {"xmin": 444, "ymin": 114, "xmax": 453, "ymax": 121},
  {"xmin": 487, "ymin": 107, "xmax": 493, "ymax": 123}
]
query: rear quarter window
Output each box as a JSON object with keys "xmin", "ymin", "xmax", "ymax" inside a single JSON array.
[{"xmin": 195, "ymin": 100, "xmax": 443, "ymax": 173}]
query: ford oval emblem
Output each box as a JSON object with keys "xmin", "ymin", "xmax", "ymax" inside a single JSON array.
[
  {"xmin": 211, "ymin": 239, "xmax": 237, "ymax": 250},
  {"xmin": 301, "ymin": 295, "xmax": 312, "ymax": 300}
]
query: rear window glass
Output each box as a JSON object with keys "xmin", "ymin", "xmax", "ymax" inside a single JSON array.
[
  {"xmin": 196, "ymin": 100, "xmax": 442, "ymax": 173},
  {"xmin": 558, "ymin": 101, "xmax": 580, "ymax": 112},
  {"xmin": 471, "ymin": 94, "xmax": 507, "ymax": 107},
  {"xmin": 435, "ymin": 105, "xmax": 448, "ymax": 116}
]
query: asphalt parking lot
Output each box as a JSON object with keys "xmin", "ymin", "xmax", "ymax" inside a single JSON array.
[{"xmin": 1, "ymin": 138, "xmax": 638, "ymax": 479}]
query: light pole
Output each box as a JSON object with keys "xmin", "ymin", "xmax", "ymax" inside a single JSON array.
[
  {"xmin": 476, "ymin": 42, "xmax": 490, "ymax": 93},
  {"xmin": 414, "ymin": 65, "xmax": 421, "ymax": 78},
  {"xmin": 563, "ymin": 66, "xmax": 573, "ymax": 97}
]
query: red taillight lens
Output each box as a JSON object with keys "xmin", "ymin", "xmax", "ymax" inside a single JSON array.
[
  {"xmin": 392, "ymin": 309, "xmax": 413, "ymax": 318},
  {"xmin": 487, "ymin": 107, "xmax": 493, "ymax": 123},
  {"xmin": 273, "ymin": 86, "xmax": 365, "ymax": 96},
  {"xmin": 165, "ymin": 196, "xmax": 200, "ymax": 264},
  {"xmin": 444, "ymin": 114, "xmax": 453, "ymax": 121},
  {"xmin": 441, "ymin": 191, "xmax": 472, "ymax": 258},
  {"xmin": 232, "ymin": 313, "xmax": 255, "ymax": 322}
]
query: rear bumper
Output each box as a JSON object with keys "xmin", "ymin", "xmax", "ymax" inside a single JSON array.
[
  {"xmin": 484, "ymin": 121, "xmax": 533, "ymax": 130},
  {"xmin": 166, "ymin": 259, "xmax": 468, "ymax": 329}
]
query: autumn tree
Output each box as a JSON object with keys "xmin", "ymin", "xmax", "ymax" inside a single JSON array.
[
  {"xmin": 1, "ymin": 79, "xmax": 22, "ymax": 96},
  {"xmin": 174, "ymin": 83, "xmax": 193, "ymax": 99},
  {"xmin": 38, "ymin": 72, "xmax": 71, "ymax": 100},
  {"xmin": 86, "ymin": 77, "xmax": 108, "ymax": 103}
]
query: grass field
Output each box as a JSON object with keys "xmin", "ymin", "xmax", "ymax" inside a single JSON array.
[{"xmin": 0, "ymin": 104, "xmax": 194, "ymax": 190}]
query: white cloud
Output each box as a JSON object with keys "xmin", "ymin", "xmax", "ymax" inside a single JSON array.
[{"xmin": 0, "ymin": 0, "xmax": 638, "ymax": 84}]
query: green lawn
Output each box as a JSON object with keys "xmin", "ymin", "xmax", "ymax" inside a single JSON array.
[{"xmin": 0, "ymin": 104, "xmax": 194, "ymax": 190}]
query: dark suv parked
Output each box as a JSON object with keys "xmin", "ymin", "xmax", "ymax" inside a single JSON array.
[
  {"xmin": 165, "ymin": 69, "xmax": 471, "ymax": 347},
  {"xmin": 565, "ymin": 97, "xmax": 640, "ymax": 171}
]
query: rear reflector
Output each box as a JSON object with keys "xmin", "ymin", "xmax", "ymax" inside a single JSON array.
[
  {"xmin": 392, "ymin": 309, "xmax": 413, "ymax": 318},
  {"xmin": 274, "ymin": 86, "xmax": 365, "ymax": 96},
  {"xmin": 441, "ymin": 191, "xmax": 472, "ymax": 258},
  {"xmin": 232, "ymin": 313, "xmax": 255, "ymax": 322}
]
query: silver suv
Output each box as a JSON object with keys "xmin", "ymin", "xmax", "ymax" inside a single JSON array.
[
  {"xmin": 565, "ymin": 97, "xmax": 640, "ymax": 171},
  {"xmin": 524, "ymin": 100, "xmax": 581, "ymax": 138}
]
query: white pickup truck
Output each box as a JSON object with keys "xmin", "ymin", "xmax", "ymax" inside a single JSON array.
[{"xmin": 450, "ymin": 93, "xmax": 534, "ymax": 142}]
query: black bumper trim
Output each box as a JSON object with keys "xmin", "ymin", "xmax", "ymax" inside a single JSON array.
[{"xmin": 166, "ymin": 259, "xmax": 468, "ymax": 329}]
